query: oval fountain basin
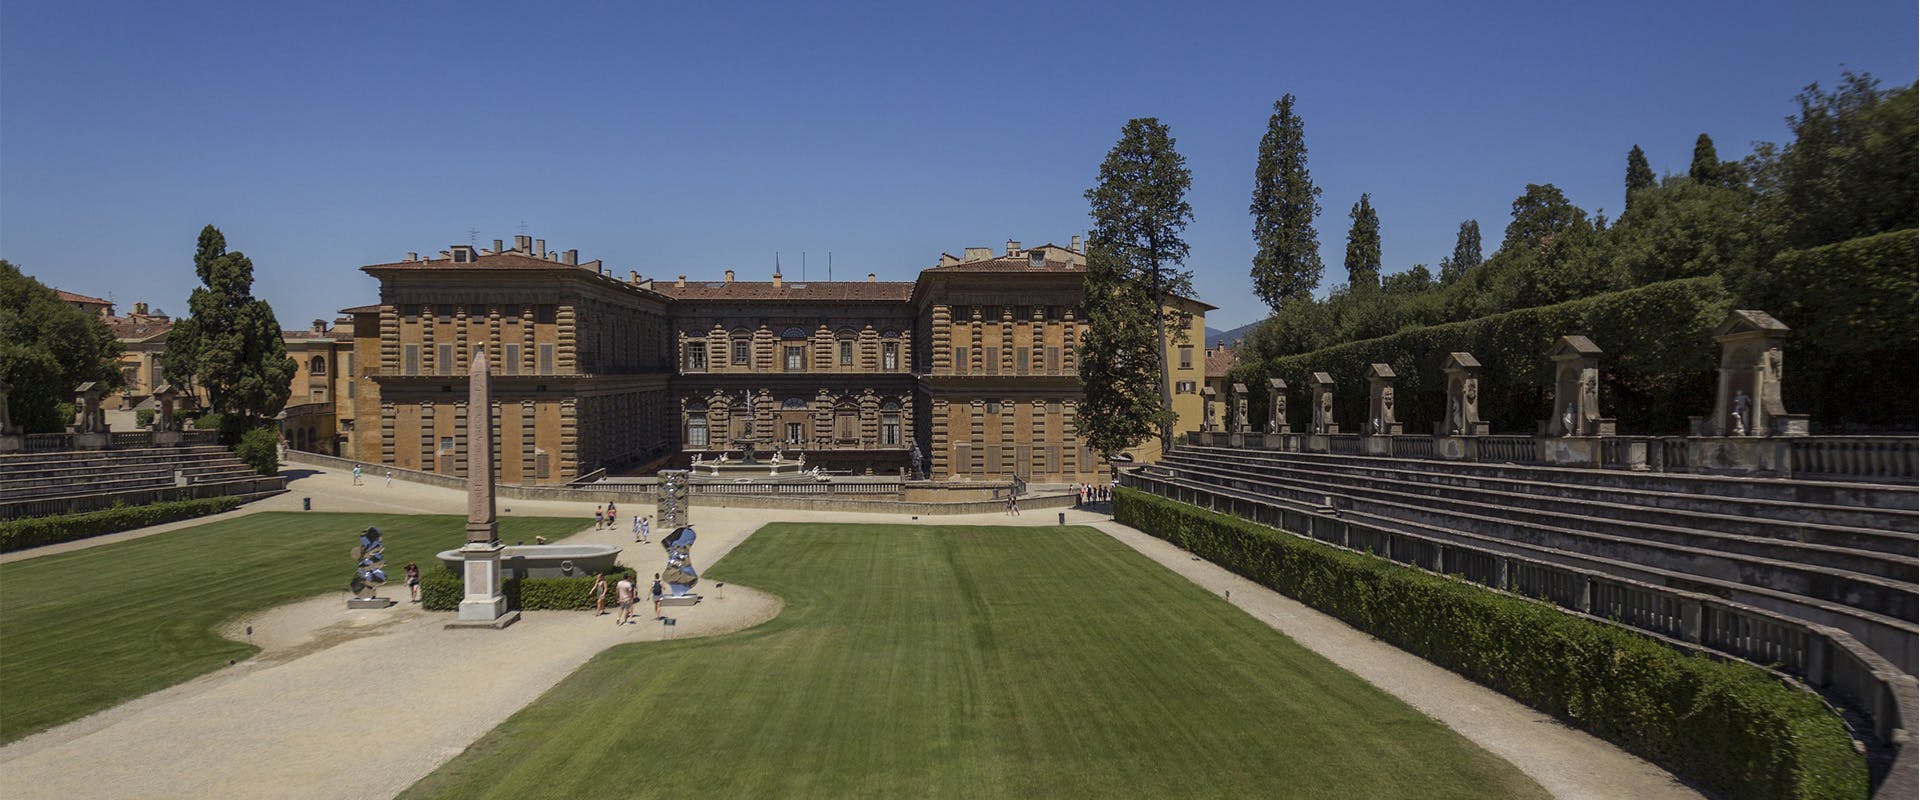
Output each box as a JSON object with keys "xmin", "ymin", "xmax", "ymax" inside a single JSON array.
[{"xmin": 436, "ymin": 544, "xmax": 622, "ymax": 580}]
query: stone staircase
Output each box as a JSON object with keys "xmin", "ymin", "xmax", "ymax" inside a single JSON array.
[
  {"xmin": 0, "ymin": 445, "xmax": 286, "ymax": 519},
  {"xmin": 1142, "ymin": 444, "xmax": 1919, "ymax": 672}
]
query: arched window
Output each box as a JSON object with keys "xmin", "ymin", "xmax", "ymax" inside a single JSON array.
[
  {"xmin": 310, "ymin": 355, "xmax": 326, "ymax": 375},
  {"xmin": 782, "ymin": 397, "xmax": 809, "ymax": 410},
  {"xmin": 781, "ymin": 326, "xmax": 807, "ymax": 340}
]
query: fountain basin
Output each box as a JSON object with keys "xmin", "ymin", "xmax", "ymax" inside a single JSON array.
[{"xmin": 436, "ymin": 544, "xmax": 622, "ymax": 580}]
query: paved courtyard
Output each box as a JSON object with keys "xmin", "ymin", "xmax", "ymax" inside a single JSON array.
[{"xmin": 0, "ymin": 464, "xmax": 1700, "ymax": 799}]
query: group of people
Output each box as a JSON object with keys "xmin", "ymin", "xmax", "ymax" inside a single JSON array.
[
  {"xmin": 592, "ymin": 503, "xmax": 652, "ymax": 544},
  {"xmin": 588, "ymin": 571, "xmax": 667, "ymax": 625},
  {"xmin": 1075, "ymin": 482, "xmax": 1115, "ymax": 507}
]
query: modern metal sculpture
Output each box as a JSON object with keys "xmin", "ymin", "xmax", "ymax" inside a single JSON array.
[
  {"xmin": 348, "ymin": 526, "xmax": 395, "ymax": 608},
  {"xmin": 660, "ymin": 525, "xmax": 700, "ymax": 597}
]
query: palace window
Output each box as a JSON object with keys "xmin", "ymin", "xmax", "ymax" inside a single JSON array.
[
  {"xmin": 1015, "ymin": 348, "xmax": 1029, "ymax": 373},
  {"xmin": 882, "ymin": 341, "xmax": 899, "ymax": 371},
  {"xmin": 686, "ymin": 414, "xmax": 709, "ymax": 448},
  {"xmin": 504, "ymin": 344, "xmax": 521, "ymax": 375},
  {"xmin": 537, "ymin": 344, "xmax": 554, "ymax": 374},
  {"xmin": 403, "ymin": 344, "xmax": 419, "ymax": 375},
  {"xmin": 881, "ymin": 402, "xmax": 901, "ymax": 446},
  {"xmin": 732, "ymin": 337, "xmax": 750, "ymax": 366},
  {"xmin": 985, "ymin": 347, "xmax": 999, "ymax": 375},
  {"xmin": 784, "ymin": 346, "xmax": 805, "ymax": 371},
  {"xmin": 1179, "ymin": 347, "xmax": 1193, "ymax": 369},
  {"xmin": 786, "ymin": 422, "xmax": 805, "ymax": 445},
  {"xmin": 534, "ymin": 305, "xmax": 556, "ymax": 324},
  {"xmin": 1046, "ymin": 346, "xmax": 1060, "ymax": 374},
  {"xmin": 310, "ymin": 355, "xmax": 326, "ymax": 375},
  {"xmin": 838, "ymin": 338, "xmax": 853, "ymax": 366},
  {"xmin": 438, "ymin": 344, "xmax": 455, "ymax": 375},
  {"xmin": 685, "ymin": 341, "xmax": 707, "ymax": 372},
  {"xmin": 954, "ymin": 347, "xmax": 969, "ymax": 375},
  {"xmin": 835, "ymin": 409, "xmax": 857, "ymax": 442}
]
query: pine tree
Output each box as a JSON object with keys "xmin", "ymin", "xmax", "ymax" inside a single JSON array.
[
  {"xmin": 1249, "ymin": 94, "xmax": 1323, "ymax": 312},
  {"xmin": 1439, "ymin": 220, "xmax": 1481, "ymax": 285},
  {"xmin": 1080, "ymin": 118, "xmax": 1194, "ymax": 456},
  {"xmin": 164, "ymin": 226, "xmax": 297, "ymax": 432},
  {"xmin": 1625, "ymin": 145, "xmax": 1656, "ymax": 213},
  {"xmin": 1076, "ymin": 242, "xmax": 1163, "ymax": 458},
  {"xmin": 1689, "ymin": 134, "xmax": 1721, "ymax": 185},
  {"xmin": 1344, "ymin": 194, "xmax": 1381, "ymax": 290}
]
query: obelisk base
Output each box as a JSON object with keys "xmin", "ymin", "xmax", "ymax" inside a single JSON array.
[{"xmin": 447, "ymin": 541, "xmax": 518, "ymax": 628}]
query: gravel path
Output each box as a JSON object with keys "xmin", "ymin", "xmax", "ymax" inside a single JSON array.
[{"xmin": 1, "ymin": 465, "xmax": 1699, "ymax": 799}]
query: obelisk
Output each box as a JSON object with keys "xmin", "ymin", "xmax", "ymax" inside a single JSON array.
[{"xmin": 455, "ymin": 351, "xmax": 517, "ymax": 627}]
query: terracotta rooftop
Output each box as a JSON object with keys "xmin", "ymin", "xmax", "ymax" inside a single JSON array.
[
  {"xmin": 1205, "ymin": 345, "xmax": 1240, "ymax": 378},
  {"xmin": 339, "ymin": 304, "xmax": 383, "ymax": 314},
  {"xmin": 362, "ymin": 252, "xmax": 582, "ymax": 272},
  {"xmin": 56, "ymin": 289, "xmax": 111, "ymax": 306},
  {"xmin": 923, "ymin": 254, "xmax": 1086, "ymax": 273},
  {"xmin": 105, "ymin": 316, "xmax": 171, "ymax": 341},
  {"xmin": 654, "ymin": 280, "xmax": 915, "ymax": 302}
]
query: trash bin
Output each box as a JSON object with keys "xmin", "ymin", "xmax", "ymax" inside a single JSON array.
[{"xmin": 302, "ymin": 497, "xmax": 311, "ymax": 511}]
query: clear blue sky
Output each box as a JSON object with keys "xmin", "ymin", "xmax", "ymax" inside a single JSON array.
[{"xmin": 3, "ymin": 1, "xmax": 1912, "ymax": 332}]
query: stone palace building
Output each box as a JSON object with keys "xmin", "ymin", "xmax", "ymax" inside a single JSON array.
[{"xmin": 314, "ymin": 235, "xmax": 1209, "ymax": 485}]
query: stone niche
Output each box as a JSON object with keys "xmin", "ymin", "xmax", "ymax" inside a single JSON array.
[
  {"xmin": 1438, "ymin": 352, "xmax": 1489, "ymax": 436},
  {"xmin": 1365, "ymin": 363, "xmax": 1401, "ymax": 436},
  {"xmin": 1541, "ymin": 336, "xmax": 1615, "ymax": 438},
  {"xmin": 0, "ymin": 377, "xmax": 19, "ymax": 453},
  {"xmin": 1230, "ymin": 382, "xmax": 1250, "ymax": 434},
  {"xmin": 1266, "ymin": 377, "xmax": 1290, "ymax": 436},
  {"xmin": 1309, "ymin": 372, "xmax": 1338, "ymax": 435},
  {"xmin": 72, "ymin": 381, "xmax": 110, "ymax": 450},
  {"xmin": 1200, "ymin": 385, "xmax": 1218, "ymax": 433},
  {"xmin": 1694, "ymin": 310, "xmax": 1809, "ymax": 438}
]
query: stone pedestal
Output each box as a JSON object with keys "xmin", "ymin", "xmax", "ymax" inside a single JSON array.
[
  {"xmin": 0, "ymin": 434, "xmax": 20, "ymax": 454},
  {"xmin": 1686, "ymin": 437, "xmax": 1793, "ymax": 477},
  {"xmin": 1310, "ymin": 372, "xmax": 1339, "ymax": 435},
  {"xmin": 1266, "ymin": 378, "xmax": 1291, "ymax": 434},
  {"xmin": 1365, "ymin": 363, "xmax": 1402, "ymax": 436},
  {"xmin": 1199, "ymin": 386, "xmax": 1218, "ymax": 433},
  {"xmin": 74, "ymin": 431, "xmax": 109, "ymax": 450},
  {"xmin": 1538, "ymin": 436, "xmax": 1603, "ymax": 467},
  {"xmin": 349, "ymin": 597, "xmax": 397, "ymax": 609},
  {"xmin": 1440, "ymin": 352, "xmax": 1491, "ymax": 436},
  {"xmin": 455, "ymin": 542, "xmax": 514, "ymax": 623},
  {"xmin": 154, "ymin": 430, "xmax": 183, "ymax": 447},
  {"xmin": 1435, "ymin": 436, "xmax": 1478, "ymax": 461}
]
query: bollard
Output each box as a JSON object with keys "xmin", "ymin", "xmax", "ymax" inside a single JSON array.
[
  {"xmin": 302, "ymin": 497, "xmax": 311, "ymax": 511},
  {"xmin": 1058, "ymin": 512, "xmax": 1065, "ymax": 525}
]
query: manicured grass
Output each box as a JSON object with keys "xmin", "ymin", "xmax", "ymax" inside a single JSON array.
[
  {"xmin": 0, "ymin": 512, "xmax": 583, "ymax": 743},
  {"xmin": 403, "ymin": 524, "xmax": 1547, "ymax": 799}
]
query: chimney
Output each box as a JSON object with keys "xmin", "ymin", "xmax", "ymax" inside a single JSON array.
[
  {"xmin": 772, "ymin": 269, "xmax": 783, "ymax": 288},
  {"xmin": 562, "ymin": 249, "xmax": 578, "ymax": 265},
  {"xmin": 1006, "ymin": 239, "xmax": 1020, "ymax": 257},
  {"xmin": 493, "ymin": 239, "xmax": 504, "ymax": 254},
  {"xmin": 867, "ymin": 272, "xmax": 875, "ymax": 282},
  {"xmin": 724, "ymin": 269, "xmax": 735, "ymax": 283},
  {"xmin": 406, "ymin": 252, "xmax": 418, "ymax": 261},
  {"xmin": 1070, "ymin": 234, "xmax": 1081, "ymax": 252},
  {"xmin": 514, "ymin": 235, "xmax": 531, "ymax": 253},
  {"xmin": 312, "ymin": 319, "xmax": 327, "ymax": 334},
  {"xmin": 639, "ymin": 277, "xmax": 654, "ymax": 291},
  {"xmin": 133, "ymin": 301, "xmax": 149, "ymax": 316},
  {"xmin": 676, "ymin": 275, "xmax": 686, "ymax": 288},
  {"xmin": 534, "ymin": 239, "xmax": 545, "ymax": 259},
  {"xmin": 629, "ymin": 270, "xmax": 641, "ymax": 283},
  {"xmin": 581, "ymin": 259, "xmax": 602, "ymax": 272}
]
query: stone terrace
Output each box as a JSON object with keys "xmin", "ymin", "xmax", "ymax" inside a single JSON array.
[{"xmin": 0, "ymin": 446, "xmax": 286, "ymax": 520}]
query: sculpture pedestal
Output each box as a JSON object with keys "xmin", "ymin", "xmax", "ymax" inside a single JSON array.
[
  {"xmin": 1435, "ymin": 436, "xmax": 1478, "ymax": 461},
  {"xmin": 1362, "ymin": 435, "xmax": 1394, "ymax": 456},
  {"xmin": 0, "ymin": 434, "xmax": 20, "ymax": 454},
  {"xmin": 659, "ymin": 594, "xmax": 703, "ymax": 607},
  {"xmin": 348, "ymin": 597, "xmax": 396, "ymax": 609},
  {"xmin": 1538, "ymin": 437, "xmax": 1603, "ymax": 467},
  {"xmin": 1687, "ymin": 437, "xmax": 1792, "ymax": 477},
  {"xmin": 74, "ymin": 431, "xmax": 109, "ymax": 450},
  {"xmin": 154, "ymin": 430, "xmax": 183, "ymax": 447}
]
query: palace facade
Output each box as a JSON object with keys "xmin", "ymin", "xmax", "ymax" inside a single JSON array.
[{"xmin": 319, "ymin": 235, "xmax": 1210, "ymax": 485}]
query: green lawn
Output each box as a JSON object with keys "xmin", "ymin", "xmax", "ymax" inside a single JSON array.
[
  {"xmin": 403, "ymin": 524, "xmax": 1546, "ymax": 799},
  {"xmin": 0, "ymin": 512, "xmax": 583, "ymax": 743}
]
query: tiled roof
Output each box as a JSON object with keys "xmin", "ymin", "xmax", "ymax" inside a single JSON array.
[
  {"xmin": 105, "ymin": 316, "xmax": 171, "ymax": 341},
  {"xmin": 1205, "ymin": 346, "xmax": 1240, "ymax": 378},
  {"xmin": 362, "ymin": 252, "xmax": 573, "ymax": 272},
  {"xmin": 56, "ymin": 289, "xmax": 111, "ymax": 305},
  {"xmin": 339, "ymin": 304, "xmax": 383, "ymax": 314},
  {"xmin": 654, "ymin": 280, "xmax": 915, "ymax": 302}
]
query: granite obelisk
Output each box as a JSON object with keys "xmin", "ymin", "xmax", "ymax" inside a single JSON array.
[{"xmin": 455, "ymin": 351, "xmax": 517, "ymax": 627}]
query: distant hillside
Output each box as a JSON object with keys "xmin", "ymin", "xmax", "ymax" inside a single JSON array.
[{"xmin": 1207, "ymin": 320, "xmax": 1262, "ymax": 348}]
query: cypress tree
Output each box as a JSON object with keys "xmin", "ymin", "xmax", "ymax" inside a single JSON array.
[
  {"xmin": 1081, "ymin": 118, "xmax": 1194, "ymax": 456},
  {"xmin": 1344, "ymin": 194, "xmax": 1381, "ymax": 290},
  {"xmin": 1440, "ymin": 220, "xmax": 1481, "ymax": 285},
  {"xmin": 1249, "ymin": 94, "xmax": 1323, "ymax": 312},
  {"xmin": 1689, "ymin": 134, "xmax": 1721, "ymax": 185},
  {"xmin": 1625, "ymin": 144, "xmax": 1656, "ymax": 213}
]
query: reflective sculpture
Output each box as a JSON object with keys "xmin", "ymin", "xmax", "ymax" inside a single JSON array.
[
  {"xmin": 351, "ymin": 526, "xmax": 389, "ymax": 597},
  {"xmin": 660, "ymin": 525, "xmax": 699, "ymax": 596}
]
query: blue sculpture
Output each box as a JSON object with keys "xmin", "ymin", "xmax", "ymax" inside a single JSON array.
[
  {"xmin": 351, "ymin": 526, "xmax": 389, "ymax": 597},
  {"xmin": 661, "ymin": 525, "xmax": 699, "ymax": 596}
]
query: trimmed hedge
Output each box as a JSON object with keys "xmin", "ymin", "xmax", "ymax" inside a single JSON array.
[
  {"xmin": 421, "ymin": 565, "xmax": 640, "ymax": 612},
  {"xmin": 1740, "ymin": 229, "xmax": 1918, "ymax": 430},
  {"xmin": 1236, "ymin": 276, "xmax": 1731, "ymax": 435},
  {"xmin": 1114, "ymin": 487, "xmax": 1867, "ymax": 800},
  {"xmin": 0, "ymin": 496, "xmax": 242, "ymax": 553}
]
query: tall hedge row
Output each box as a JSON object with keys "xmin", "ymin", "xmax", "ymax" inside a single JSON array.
[
  {"xmin": 1114, "ymin": 488, "xmax": 1867, "ymax": 800},
  {"xmin": 420, "ymin": 566, "xmax": 640, "ymax": 612},
  {"xmin": 1740, "ymin": 229, "xmax": 1918, "ymax": 430},
  {"xmin": 0, "ymin": 497, "xmax": 242, "ymax": 552},
  {"xmin": 1235, "ymin": 276, "xmax": 1732, "ymax": 434}
]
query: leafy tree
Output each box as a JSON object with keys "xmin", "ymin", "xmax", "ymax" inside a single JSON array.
[
  {"xmin": 1611, "ymin": 176, "xmax": 1760, "ymax": 285},
  {"xmin": 1382, "ymin": 264, "xmax": 1434, "ymax": 295},
  {"xmin": 1491, "ymin": 184, "xmax": 1614, "ymax": 308},
  {"xmin": 165, "ymin": 226, "xmax": 297, "ymax": 433},
  {"xmin": 1439, "ymin": 220, "xmax": 1481, "ymax": 286},
  {"xmin": 1247, "ymin": 295, "xmax": 1335, "ymax": 361},
  {"xmin": 1752, "ymin": 72, "xmax": 1918, "ymax": 250},
  {"xmin": 1625, "ymin": 145, "xmax": 1656, "ymax": 213},
  {"xmin": 1081, "ymin": 118, "xmax": 1194, "ymax": 455},
  {"xmin": 1344, "ymin": 194, "xmax": 1381, "ymax": 290},
  {"xmin": 1249, "ymin": 94, "xmax": 1324, "ymax": 311},
  {"xmin": 1075, "ymin": 243, "xmax": 1166, "ymax": 457},
  {"xmin": 0, "ymin": 261, "xmax": 124, "ymax": 432}
]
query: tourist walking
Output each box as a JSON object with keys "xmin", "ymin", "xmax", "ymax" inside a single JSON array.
[
  {"xmin": 589, "ymin": 573, "xmax": 609, "ymax": 616},
  {"xmin": 594, "ymin": 505, "xmax": 605, "ymax": 530},
  {"xmin": 384, "ymin": 469, "xmax": 393, "ymax": 488},
  {"xmin": 606, "ymin": 501, "xmax": 618, "ymax": 526},
  {"xmin": 615, "ymin": 574, "xmax": 636, "ymax": 624},
  {"xmin": 352, "ymin": 464, "xmax": 363, "ymax": 486},
  {"xmin": 403, "ymin": 562, "xmax": 420, "ymax": 602},
  {"xmin": 650, "ymin": 573, "xmax": 665, "ymax": 619},
  {"xmin": 633, "ymin": 514, "xmax": 650, "ymax": 543}
]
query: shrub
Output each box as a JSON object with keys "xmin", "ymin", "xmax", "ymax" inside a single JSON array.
[
  {"xmin": 191, "ymin": 412, "xmax": 223, "ymax": 431},
  {"xmin": 1114, "ymin": 487, "xmax": 1867, "ymax": 800},
  {"xmin": 421, "ymin": 565, "xmax": 639, "ymax": 612},
  {"xmin": 135, "ymin": 408, "xmax": 155, "ymax": 428},
  {"xmin": 233, "ymin": 425, "xmax": 279, "ymax": 475},
  {"xmin": 0, "ymin": 496, "xmax": 241, "ymax": 552},
  {"xmin": 1235, "ymin": 276, "xmax": 1731, "ymax": 434}
]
